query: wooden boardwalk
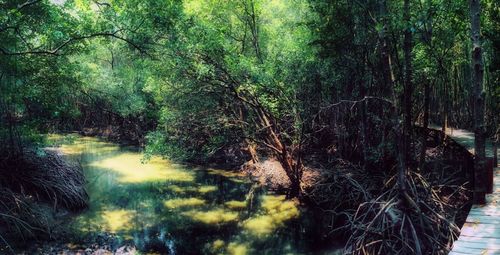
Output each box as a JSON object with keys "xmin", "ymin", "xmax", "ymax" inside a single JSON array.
[
  {"xmin": 450, "ymin": 171, "xmax": 500, "ymax": 255},
  {"xmin": 434, "ymin": 126, "xmax": 500, "ymax": 255}
]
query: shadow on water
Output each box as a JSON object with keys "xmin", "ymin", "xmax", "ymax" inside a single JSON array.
[{"xmin": 47, "ymin": 134, "xmax": 333, "ymax": 255}]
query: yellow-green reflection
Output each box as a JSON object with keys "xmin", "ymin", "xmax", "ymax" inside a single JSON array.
[
  {"xmin": 164, "ymin": 184, "xmax": 217, "ymax": 195},
  {"xmin": 210, "ymin": 239, "xmax": 225, "ymax": 252},
  {"xmin": 207, "ymin": 240, "xmax": 250, "ymax": 255},
  {"xmin": 166, "ymin": 184, "xmax": 195, "ymax": 194},
  {"xmin": 48, "ymin": 134, "xmax": 317, "ymax": 254},
  {"xmin": 182, "ymin": 208, "xmax": 239, "ymax": 224},
  {"xmin": 243, "ymin": 195, "xmax": 300, "ymax": 236},
  {"xmin": 89, "ymin": 153, "xmax": 195, "ymax": 183},
  {"xmin": 227, "ymin": 242, "xmax": 249, "ymax": 255},
  {"xmin": 58, "ymin": 138, "xmax": 119, "ymax": 156},
  {"xmin": 207, "ymin": 168, "xmax": 245, "ymax": 178},
  {"xmin": 198, "ymin": 185, "xmax": 218, "ymax": 193},
  {"xmin": 164, "ymin": 198, "xmax": 206, "ymax": 209},
  {"xmin": 225, "ymin": 200, "xmax": 247, "ymax": 210},
  {"xmin": 102, "ymin": 209, "xmax": 135, "ymax": 233}
]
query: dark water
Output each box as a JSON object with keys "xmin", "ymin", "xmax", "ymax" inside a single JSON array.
[{"xmin": 46, "ymin": 135, "xmax": 337, "ymax": 255}]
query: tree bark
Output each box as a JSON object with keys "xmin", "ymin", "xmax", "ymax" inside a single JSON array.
[
  {"xmin": 378, "ymin": 0, "xmax": 395, "ymax": 100},
  {"xmin": 470, "ymin": 0, "xmax": 486, "ymax": 204},
  {"xmin": 419, "ymin": 81, "xmax": 430, "ymax": 169},
  {"xmin": 403, "ymin": 0, "xmax": 413, "ymax": 164},
  {"xmin": 255, "ymin": 107, "xmax": 303, "ymax": 198},
  {"xmin": 442, "ymin": 81, "xmax": 448, "ymax": 133}
]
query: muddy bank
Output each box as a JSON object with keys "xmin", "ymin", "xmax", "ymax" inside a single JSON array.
[{"xmin": 241, "ymin": 158, "xmax": 321, "ymax": 193}]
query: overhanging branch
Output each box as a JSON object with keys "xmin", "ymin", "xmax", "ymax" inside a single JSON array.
[
  {"xmin": 0, "ymin": 30, "xmax": 149, "ymax": 56},
  {"xmin": 17, "ymin": 0, "xmax": 42, "ymax": 11}
]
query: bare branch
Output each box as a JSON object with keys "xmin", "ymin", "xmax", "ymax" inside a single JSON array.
[
  {"xmin": 17, "ymin": 0, "xmax": 42, "ymax": 10},
  {"xmin": 0, "ymin": 31, "xmax": 149, "ymax": 56},
  {"xmin": 243, "ymin": 136, "xmax": 282, "ymax": 154},
  {"xmin": 92, "ymin": 0, "xmax": 111, "ymax": 8},
  {"xmin": 322, "ymin": 96, "xmax": 394, "ymax": 111}
]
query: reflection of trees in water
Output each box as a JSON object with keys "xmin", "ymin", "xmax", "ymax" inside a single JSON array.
[{"xmin": 64, "ymin": 136, "xmax": 325, "ymax": 254}]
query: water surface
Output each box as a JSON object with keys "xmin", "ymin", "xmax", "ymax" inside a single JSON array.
[{"xmin": 49, "ymin": 135, "xmax": 325, "ymax": 254}]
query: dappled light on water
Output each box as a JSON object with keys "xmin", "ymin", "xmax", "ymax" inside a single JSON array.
[
  {"xmin": 227, "ymin": 242, "xmax": 250, "ymax": 255},
  {"xmin": 207, "ymin": 168, "xmax": 246, "ymax": 178},
  {"xmin": 102, "ymin": 209, "xmax": 135, "ymax": 233},
  {"xmin": 164, "ymin": 184, "xmax": 218, "ymax": 194},
  {"xmin": 225, "ymin": 200, "xmax": 247, "ymax": 210},
  {"xmin": 207, "ymin": 240, "xmax": 250, "ymax": 255},
  {"xmin": 50, "ymin": 135, "xmax": 320, "ymax": 254},
  {"xmin": 182, "ymin": 208, "xmax": 239, "ymax": 224},
  {"xmin": 243, "ymin": 195, "xmax": 300, "ymax": 237},
  {"xmin": 89, "ymin": 153, "xmax": 195, "ymax": 183},
  {"xmin": 47, "ymin": 135, "xmax": 119, "ymax": 156},
  {"xmin": 198, "ymin": 185, "xmax": 218, "ymax": 193},
  {"xmin": 164, "ymin": 197, "xmax": 206, "ymax": 209}
]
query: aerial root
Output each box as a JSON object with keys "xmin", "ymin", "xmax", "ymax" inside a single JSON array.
[
  {"xmin": 344, "ymin": 171, "xmax": 466, "ymax": 255},
  {"xmin": 0, "ymin": 149, "xmax": 88, "ymax": 210},
  {"xmin": 0, "ymin": 148, "xmax": 89, "ymax": 248}
]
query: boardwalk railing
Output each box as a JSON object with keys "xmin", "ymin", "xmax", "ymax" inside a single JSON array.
[
  {"xmin": 427, "ymin": 125, "xmax": 497, "ymax": 204},
  {"xmin": 425, "ymin": 125, "xmax": 500, "ymax": 255}
]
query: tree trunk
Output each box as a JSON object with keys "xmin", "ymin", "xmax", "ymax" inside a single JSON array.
[
  {"xmin": 243, "ymin": 0, "xmax": 262, "ymax": 63},
  {"xmin": 354, "ymin": 10, "xmax": 370, "ymax": 171},
  {"xmin": 470, "ymin": 0, "xmax": 486, "ymax": 204},
  {"xmin": 403, "ymin": 0, "xmax": 413, "ymax": 163},
  {"xmin": 378, "ymin": 0, "xmax": 398, "ymax": 169},
  {"xmin": 442, "ymin": 81, "xmax": 449, "ymax": 133},
  {"xmin": 419, "ymin": 81, "xmax": 430, "ymax": 169},
  {"xmin": 254, "ymin": 106, "xmax": 303, "ymax": 198},
  {"xmin": 277, "ymin": 149, "xmax": 302, "ymax": 198},
  {"xmin": 378, "ymin": 0, "xmax": 395, "ymax": 99}
]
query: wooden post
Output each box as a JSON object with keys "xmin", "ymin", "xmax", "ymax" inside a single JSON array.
[
  {"xmin": 493, "ymin": 140, "xmax": 498, "ymax": 167},
  {"xmin": 486, "ymin": 157, "xmax": 494, "ymax": 194}
]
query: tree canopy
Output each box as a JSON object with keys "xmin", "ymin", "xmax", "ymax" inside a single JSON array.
[{"xmin": 0, "ymin": 0, "xmax": 498, "ymax": 253}]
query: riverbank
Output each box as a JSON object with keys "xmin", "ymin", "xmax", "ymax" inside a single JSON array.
[{"xmin": 0, "ymin": 147, "xmax": 88, "ymax": 253}]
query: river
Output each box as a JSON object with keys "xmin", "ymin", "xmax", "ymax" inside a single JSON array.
[{"xmin": 44, "ymin": 134, "xmax": 333, "ymax": 255}]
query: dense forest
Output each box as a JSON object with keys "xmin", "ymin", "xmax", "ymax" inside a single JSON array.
[{"xmin": 0, "ymin": 0, "xmax": 498, "ymax": 254}]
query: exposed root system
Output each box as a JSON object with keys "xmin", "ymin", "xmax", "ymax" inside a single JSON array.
[
  {"xmin": 0, "ymin": 149, "xmax": 88, "ymax": 210},
  {"xmin": 0, "ymin": 148, "xmax": 88, "ymax": 251},
  {"xmin": 0, "ymin": 188, "xmax": 54, "ymax": 252},
  {"xmin": 344, "ymin": 171, "xmax": 468, "ymax": 255},
  {"xmin": 304, "ymin": 129, "xmax": 472, "ymax": 255}
]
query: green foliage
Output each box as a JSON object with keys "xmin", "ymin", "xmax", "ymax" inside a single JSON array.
[
  {"xmin": 0, "ymin": 0, "xmax": 498, "ymax": 159},
  {"xmin": 136, "ymin": 0, "xmax": 319, "ymax": 161},
  {"xmin": 0, "ymin": 0, "xmax": 498, "ymax": 252}
]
